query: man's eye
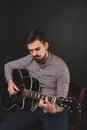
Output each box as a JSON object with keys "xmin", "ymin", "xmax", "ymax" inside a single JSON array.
[
  {"xmin": 29, "ymin": 50, "xmax": 33, "ymax": 53},
  {"xmin": 36, "ymin": 48, "xmax": 40, "ymax": 51}
]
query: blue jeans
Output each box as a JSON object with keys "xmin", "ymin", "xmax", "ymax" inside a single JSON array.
[{"xmin": 0, "ymin": 107, "xmax": 68, "ymax": 130}]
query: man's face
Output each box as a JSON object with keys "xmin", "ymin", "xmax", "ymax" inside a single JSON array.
[{"xmin": 27, "ymin": 39, "xmax": 49, "ymax": 63}]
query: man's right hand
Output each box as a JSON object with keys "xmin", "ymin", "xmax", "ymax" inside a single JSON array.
[{"xmin": 7, "ymin": 79, "xmax": 20, "ymax": 95}]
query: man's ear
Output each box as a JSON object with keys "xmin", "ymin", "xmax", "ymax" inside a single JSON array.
[{"xmin": 45, "ymin": 42, "xmax": 49, "ymax": 49}]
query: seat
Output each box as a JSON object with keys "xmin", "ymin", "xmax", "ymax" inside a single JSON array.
[{"xmin": 68, "ymin": 83, "xmax": 85, "ymax": 130}]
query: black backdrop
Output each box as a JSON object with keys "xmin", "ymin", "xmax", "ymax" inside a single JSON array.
[{"xmin": 0, "ymin": 0, "xmax": 87, "ymax": 88}]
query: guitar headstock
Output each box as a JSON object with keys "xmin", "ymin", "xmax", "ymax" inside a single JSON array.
[{"xmin": 56, "ymin": 96, "xmax": 80, "ymax": 112}]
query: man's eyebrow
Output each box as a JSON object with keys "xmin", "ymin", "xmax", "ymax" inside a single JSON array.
[{"xmin": 29, "ymin": 47, "xmax": 40, "ymax": 51}]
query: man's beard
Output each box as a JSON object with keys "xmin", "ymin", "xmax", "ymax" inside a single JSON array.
[{"xmin": 34, "ymin": 53, "xmax": 47, "ymax": 65}]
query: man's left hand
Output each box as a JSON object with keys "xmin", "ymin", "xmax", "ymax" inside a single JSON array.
[{"xmin": 39, "ymin": 96, "xmax": 58, "ymax": 114}]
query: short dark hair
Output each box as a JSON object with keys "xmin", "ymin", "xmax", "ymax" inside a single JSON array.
[{"xmin": 25, "ymin": 28, "xmax": 47, "ymax": 45}]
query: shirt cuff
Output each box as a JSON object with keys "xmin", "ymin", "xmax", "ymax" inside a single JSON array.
[{"xmin": 55, "ymin": 104, "xmax": 64, "ymax": 112}]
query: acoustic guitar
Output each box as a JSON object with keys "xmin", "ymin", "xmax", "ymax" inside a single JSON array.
[{"xmin": 0, "ymin": 69, "xmax": 80, "ymax": 112}]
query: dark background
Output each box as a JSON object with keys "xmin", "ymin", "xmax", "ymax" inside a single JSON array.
[
  {"xmin": 0, "ymin": 0, "xmax": 87, "ymax": 129},
  {"xmin": 0, "ymin": 0, "xmax": 87, "ymax": 87}
]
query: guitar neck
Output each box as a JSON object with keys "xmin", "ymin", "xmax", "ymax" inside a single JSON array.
[
  {"xmin": 21, "ymin": 88, "xmax": 77, "ymax": 111},
  {"xmin": 22, "ymin": 88, "xmax": 56, "ymax": 103}
]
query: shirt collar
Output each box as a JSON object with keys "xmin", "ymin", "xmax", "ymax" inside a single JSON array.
[{"xmin": 40, "ymin": 51, "xmax": 52, "ymax": 67}]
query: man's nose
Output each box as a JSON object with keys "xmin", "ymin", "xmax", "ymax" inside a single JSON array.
[{"xmin": 32, "ymin": 50, "xmax": 37, "ymax": 56}]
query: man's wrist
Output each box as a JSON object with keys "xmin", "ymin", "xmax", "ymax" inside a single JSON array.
[{"xmin": 55, "ymin": 104, "xmax": 64, "ymax": 112}]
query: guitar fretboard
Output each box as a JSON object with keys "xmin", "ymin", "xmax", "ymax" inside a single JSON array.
[
  {"xmin": 21, "ymin": 88, "xmax": 80, "ymax": 111},
  {"xmin": 22, "ymin": 88, "xmax": 56, "ymax": 103}
]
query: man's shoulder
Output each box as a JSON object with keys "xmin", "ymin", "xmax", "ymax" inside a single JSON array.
[
  {"xmin": 25, "ymin": 54, "xmax": 32, "ymax": 58},
  {"xmin": 23, "ymin": 54, "xmax": 33, "ymax": 60},
  {"xmin": 51, "ymin": 53, "xmax": 69, "ymax": 69},
  {"xmin": 51, "ymin": 53, "xmax": 65, "ymax": 64}
]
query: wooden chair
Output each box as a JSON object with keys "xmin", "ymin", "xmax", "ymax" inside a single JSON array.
[{"xmin": 68, "ymin": 83, "xmax": 85, "ymax": 130}]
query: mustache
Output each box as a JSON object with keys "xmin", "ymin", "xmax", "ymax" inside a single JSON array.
[
  {"xmin": 33, "ymin": 56, "xmax": 40, "ymax": 60},
  {"xmin": 33, "ymin": 55, "xmax": 40, "ymax": 58}
]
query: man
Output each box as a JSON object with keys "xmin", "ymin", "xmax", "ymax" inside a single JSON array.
[{"xmin": 0, "ymin": 28, "xmax": 70, "ymax": 130}]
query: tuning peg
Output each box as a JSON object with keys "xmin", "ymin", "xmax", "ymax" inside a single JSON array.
[
  {"xmin": 69, "ymin": 99, "xmax": 73, "ymax": 102},
  {"xmin": 70, "ymin": 110, "xmax": 73, "ymax": 113},
  {"xmin": 78, "ymin": 103, "xmax": 80, "ymax": 106},
  {"xmin": 68, "ymin": 106, "xmax": 71, "ymax": 109},
  {"xmin": 65, "ymin": 99, "xmax": 68, "ymax": 102},
  {"xmin": 60, "ymin": 104, "xmax": 64, "ymax": 107},
  {"xmin": 79, "ymin": 110, "xmax": 81, "ymax": 113},
  {"xmin": 64, "ymin": 105, "xmax": 67, "ymax": 108}
]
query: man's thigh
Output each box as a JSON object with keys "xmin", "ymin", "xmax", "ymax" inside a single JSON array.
[
  {"xmin": 0, "ymin": 107, "xmax": 43, "ymax": 130},
  {"xmin": 42, "ymin": 110, "xmax": 68, "ymax": 130}
]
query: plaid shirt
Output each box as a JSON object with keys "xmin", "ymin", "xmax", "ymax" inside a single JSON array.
[{"xmin": 4, "ymin": 52, "xmax": 70, "ymax": 112}]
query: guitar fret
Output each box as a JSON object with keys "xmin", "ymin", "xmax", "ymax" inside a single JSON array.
[
  {"xmin": 32, "ymin": 91, "xmax": 36, "ymax": 98},
  {"xmin": 23, "ymin": 89, "xmax": 42, "ymax": 100},
  {"xmin": 37, "ymin": 93, "xmax": 41, "ymax": 99},
  {"xmin": 30, "ymin": 91, "xmax": 33, "ymax": 97},
  {"xmin": 33, "ymin": 92, "xmax": 37, "ymax": 98}
]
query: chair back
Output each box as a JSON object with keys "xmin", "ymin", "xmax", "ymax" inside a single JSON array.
[{"xmin": 68, "ymin": 83, "xmax": 85, "ymax": 130}]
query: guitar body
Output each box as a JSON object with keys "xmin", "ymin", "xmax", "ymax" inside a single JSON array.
[{"xmin": 1, "ymin": 69, "xmax": 39, "ymax": 110}]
